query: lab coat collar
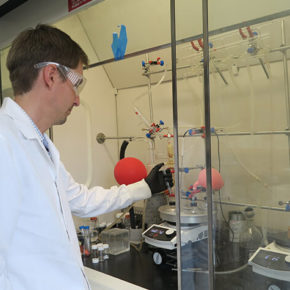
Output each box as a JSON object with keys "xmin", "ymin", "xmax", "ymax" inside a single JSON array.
[
  {"xmin": 1, "ymin": 97, "xmax": 60, "ymax": 173},
  {"xmin": 1, "ymin": 97, "xmax": 41, "ymax": 141}
]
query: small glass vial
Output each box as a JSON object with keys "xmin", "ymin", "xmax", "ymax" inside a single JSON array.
[
  {"xmin": 91, "ymin": 244, "xmax": 99, "ymax": 264},
  {"xmin": 103, "ymin": 244, "xmax": 109, "ymax": 260},
  {"xmin": 97, "ymin": 245, "xmax": 104, "ymax": 262},
  {"xmin": 96, "ymin": 242, "xmax": 103, "ymax": 249},
  {"xmin": 124, "ymin": 213, "xmax": 131, "ymax": 229}
]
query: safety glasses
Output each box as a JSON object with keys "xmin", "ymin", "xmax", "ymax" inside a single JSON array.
[{"xmin": 34, "ymin": 62, "xmax": 86, "ymax": 94}]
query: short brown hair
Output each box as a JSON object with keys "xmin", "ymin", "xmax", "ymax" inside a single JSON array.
[{"xmin": 6, "ymin": 24, "xmax": 89, "ymax": 96}]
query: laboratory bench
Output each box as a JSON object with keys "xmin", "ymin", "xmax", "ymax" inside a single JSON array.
[
  {"xmin": 83, "ymin": 242, "xmax": 290, "ymax": 290},
  {"xmin": 83, "ymin": 245, "xmax": 178, "ymax": 290}
]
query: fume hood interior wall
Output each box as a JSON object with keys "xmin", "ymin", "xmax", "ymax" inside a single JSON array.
[
  {"xmin": 209, "ymin": 60, "xmax": 290, "ymax": 231},
  {"xmin": 114, "ymin": 53, "xmax": 290, "ymax": 232}
]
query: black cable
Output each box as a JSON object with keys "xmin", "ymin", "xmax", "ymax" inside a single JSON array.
[
  {"xmin": 214, "ymin": 132, "xmax": 234, "ymax": 242},
  {"xmin": 120, "ymin": 140, "xmax": 129, "ymax": 160},
  {"xmin": 119, "ymin": 140, "xmax": 136, "ymax": 229}
]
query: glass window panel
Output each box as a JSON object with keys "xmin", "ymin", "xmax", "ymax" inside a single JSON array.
[
  {"xmin": 175, "ymin": 1, "xmax": 210, "ymax": 290},
  {"xmin": 208, "ymin": 3, "xmax": 290, "ymax": 290}
]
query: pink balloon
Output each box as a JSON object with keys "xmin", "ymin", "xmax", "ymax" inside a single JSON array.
[{"xmin": 198, "ymin": 168, "xmax": 224, "ymax": 190}]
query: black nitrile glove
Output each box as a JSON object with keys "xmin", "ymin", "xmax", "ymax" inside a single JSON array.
[{"xmin": 145, "ymin": 163, "xmax": 174, "ymax": 194}]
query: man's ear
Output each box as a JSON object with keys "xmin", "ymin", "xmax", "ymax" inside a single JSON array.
[{"xmin": 42, "ymin": 65, "xmax": 58, "ymax": 89}]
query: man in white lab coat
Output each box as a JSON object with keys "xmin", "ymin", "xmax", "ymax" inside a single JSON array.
[{"xmin": 0, "ymin": 24, "xmax": 172, "ymax": 290}]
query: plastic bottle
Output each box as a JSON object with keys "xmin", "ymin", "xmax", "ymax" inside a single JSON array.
[
  {"xmin": 83, "ymin": 226, "xmax": 91, "ymax": 256},
  {"xmin": 91, "ymin": 244, "xmax": 99, "ymax": 264},
  {"xmin": 115, "ymin": 212, "xmax": 125, "ymax": 228},
  {"xmin": 103, "ymin": 244, "xmax": 109, "ymax": 260},
  {"xmin": 124, "ymin": 213, "xmax": 131, "ymax": 229},
  {"xmin": 97, "ymin": 245, "xmax": 104, "ymax": 262},
  {"xmin": 79, "ymin": 226, "xmax": 85, "ymax": 255},
  {"xmin": 90, "ymin": 217, "xmax": 98, "ymax": 230},
  {"xmin": 97, "ymin": 222, "xmax": 106, "ymax": 234},
  {"xmin": 243, "ymin": 207, "xmax": 263, "ymax": 258},
  {"xmin": 228, "ymin": 211, "xmax": 246, "ymax": 243}
]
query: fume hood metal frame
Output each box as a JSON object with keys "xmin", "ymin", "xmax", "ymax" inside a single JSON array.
[{"xmin": 90, "ymin": 4, "xmax": 290, "ymax": 290}]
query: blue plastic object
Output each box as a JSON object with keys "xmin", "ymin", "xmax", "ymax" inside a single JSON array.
[
  {"xmin": 159, "ymin": 120, "xmax": 164, "ymax": 125},
  {"xmin": 183, "ymin": 168, "xmax": 189, "ymax": 173},
  {"xmin": 142, "ymin": 60, "xmax": 146, "ymax": 67},
  {"xmin": 111, "ymin": 25, "xmax": 127, "ymax": 60},
  {"xmin": 160, "ymin": 60, "xmax": 164, "ymax": 66},
  {"xmin": 247, "ymin": 46, "xmax": 255, "ymax": 54},
  {"xmin": 286, "ymin": 204, "xmax": 290, "ymax": 211}
]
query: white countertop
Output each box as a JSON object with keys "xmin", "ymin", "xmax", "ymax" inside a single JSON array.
[{"xmin": 84, "ymin": 266, "xmax": 148, "ymax": 290}]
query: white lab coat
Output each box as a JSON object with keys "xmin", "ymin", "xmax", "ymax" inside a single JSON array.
[{"xmin": 0, "ymin": 97, "xmax": 151, "ymax": 290}]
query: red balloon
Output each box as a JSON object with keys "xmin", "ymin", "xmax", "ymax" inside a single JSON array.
[
  {"xmin": 198, "ymin": 168, "xmax": 224, "ymax": 190},
  {"xmin": 114, "ymin": 157, "xmax": 147, "ymax": 185}
]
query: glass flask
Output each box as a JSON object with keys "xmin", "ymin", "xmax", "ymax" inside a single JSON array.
[{"xmin": 243, "ymin": 207, "xmax": 263, "ymax": 258}]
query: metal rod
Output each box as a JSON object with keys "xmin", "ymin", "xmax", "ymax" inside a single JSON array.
[
  {"xmin": 96, "ymin": 129, "xmax": 290, "ymax": 144},
  {"xmin": 270, "ymin": 45, "xmax": 290, "ymax": 53},
  {"xmin": 216, "ymin": 130, "xmax": 290, "ymax": 136},
  {"xmin": 281, "ymin": 20, "xmax": 290, "ymax": 128},
  {"xmin": 103, "ymin": 136, "xmax": 141, "ymax": 140},
  {"xmin": 170, "ymin": 1, "xmax": 182, "ymax": 289},
  {"xmin": 202, "ymin": 0, "xmax": 215, "ymax": 289},
  {"xmin": 281, "ymin": 20, "xmax": 290, "ymax": 165},
  {"xmin": 212, "ymin": 199, "xmax": 289, "ymax": 213}
]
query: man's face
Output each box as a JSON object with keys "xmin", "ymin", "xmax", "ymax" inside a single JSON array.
[{"xmin": 52, "ymin": 62, "xmax": 83, "ymax": 126}]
